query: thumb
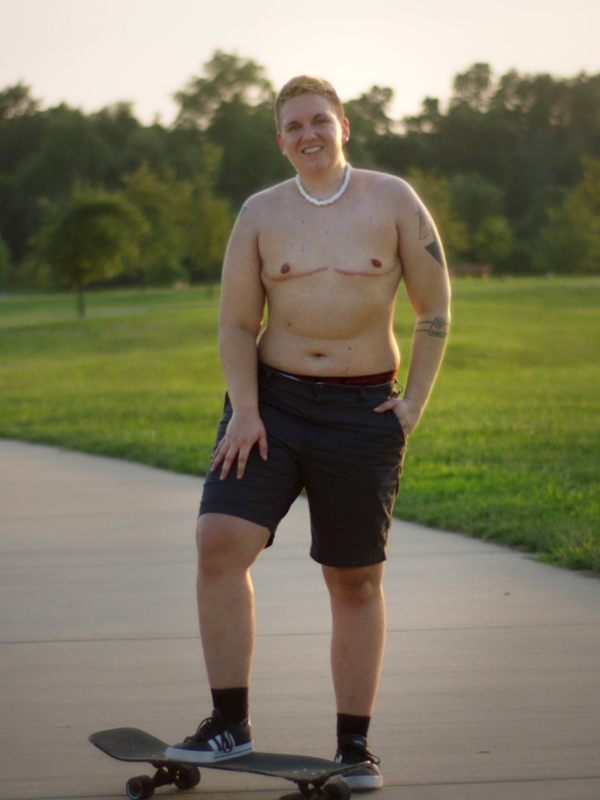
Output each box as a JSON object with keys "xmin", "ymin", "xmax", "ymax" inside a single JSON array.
[{"xmin": 373, "ymin": 398, "xmax": 397, "ymax": 413}]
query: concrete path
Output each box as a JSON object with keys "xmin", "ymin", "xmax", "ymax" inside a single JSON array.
[{"xmin": 1, "ymin": 439, "xmax": 599, "ymax": 800}]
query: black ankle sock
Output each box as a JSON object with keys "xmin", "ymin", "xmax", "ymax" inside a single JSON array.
[
  {"xmin": 337, "ymin": 713, "xmax": 371, "ymax": 741},
  {"xmin": 211, "ymin": 687, "xmax": 249, "ymax": 725}
]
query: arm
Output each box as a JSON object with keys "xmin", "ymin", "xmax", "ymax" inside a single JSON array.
[
  {"xmin": 210, "ymin": 201, "xmax": 268, "ymax": 479},
  {"xmin": 375, "ymin": 185, "xmax": 451, "ymax": 436}
]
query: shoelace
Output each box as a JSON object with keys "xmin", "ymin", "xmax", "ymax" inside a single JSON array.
[
  {"xmin": 339, "ymin": 740, "xmax": 381, "ymax": 766},
  {"xmin": 186, "ymin": 715, "xmax": 235, "ymax": 753}
]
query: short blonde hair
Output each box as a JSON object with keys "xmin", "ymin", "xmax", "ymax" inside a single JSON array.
[{"xmin": 275, "ymin": 76, "xmax": 345, "ymax": 132}]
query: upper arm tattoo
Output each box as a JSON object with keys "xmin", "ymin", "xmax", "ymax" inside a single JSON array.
[
  {"xmin": 417, "ymin": 206, "xmax": 432, "ymax": 240},
  {"xmin": 425, "ymin": 238, "xmax": 445, "ymax": 267},
  {"xmin": 416, "ymin": 205, "xmax": 445, "ymax": 268}
]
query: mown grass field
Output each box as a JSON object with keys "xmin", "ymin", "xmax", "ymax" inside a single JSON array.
[{"xmin": 1, "ymin": 278, "xmax": 599, "ymax": 573}]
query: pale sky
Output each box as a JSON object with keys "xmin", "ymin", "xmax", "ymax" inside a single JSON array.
[{"xmin": 1, "ymin": 0, "xmax": 598, "ymax": 126}]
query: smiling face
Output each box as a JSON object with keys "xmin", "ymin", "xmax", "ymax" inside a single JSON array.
[{"xmin": 276, "ymin": 92, "xmax": 350, "ymax": 175}]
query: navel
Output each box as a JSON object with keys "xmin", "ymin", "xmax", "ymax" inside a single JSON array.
[
  {"xmin": 280, "ymin": 263, "xmax": 291, "ymax": 274},
  {"xmin": 371, "ymin": 259, "xmax": 382, "ymax": 268}
]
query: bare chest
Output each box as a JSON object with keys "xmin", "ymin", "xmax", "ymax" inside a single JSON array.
[{"xmin": 258, "ymin": 205, "xmax": 401, "ymax": 283}]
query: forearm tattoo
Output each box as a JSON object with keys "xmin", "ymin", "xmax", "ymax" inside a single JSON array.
[
  {"xmin": 416, "ymin": 205, "xmax": 445, "ymax": 268},
  {"xmin": 415, "ymin": 317, "xmax": 450, "ymax": 338}
]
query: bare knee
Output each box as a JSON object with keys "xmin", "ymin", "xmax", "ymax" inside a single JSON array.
[
  {"xmin": 323, "ymin": 563, "xmax": 384, "ymax": 608},
  {"xmin": 196, "ymin": 514, "xmax": 270, "ymax": 583},
  {"xmin": 196, "ymin": 518, "xmax": 228, "ymax": 582}
]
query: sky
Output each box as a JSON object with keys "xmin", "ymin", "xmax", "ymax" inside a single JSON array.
[{"xmin": 1, "ymin": 0, "xmax": 599, "ymax": 126}]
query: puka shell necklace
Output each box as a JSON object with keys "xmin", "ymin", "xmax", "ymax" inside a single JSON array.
[{"xmin": 295, "ymin": 164, "xmax": 351, "ymax": 207}]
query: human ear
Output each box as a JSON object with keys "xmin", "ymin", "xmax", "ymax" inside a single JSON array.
[
  {"xmin": 341, "ymin": 117, "xmax": 350, "ymax": 144},
  {"xmin": 276, "ymin": 132, "xmax": 288, "ymax": 157}
]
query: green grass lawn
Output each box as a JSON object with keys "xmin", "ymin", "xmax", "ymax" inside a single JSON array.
[{"xmin": 1, "ymin": 278, "xmax": 599, "ymax": 574}]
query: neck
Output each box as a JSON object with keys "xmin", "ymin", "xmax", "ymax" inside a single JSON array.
[
  {"xmin": 298, "ymin": 161, "xmax": 346, "ymax": 200},
  {"xmin": 295, "ymin": 163, "xmax": 351, "ymax": 206}
]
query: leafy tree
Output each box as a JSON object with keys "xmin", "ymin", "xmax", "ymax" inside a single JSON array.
[
  {"xmin": 121, "ymin": 160, "xmax": 233, "ymax": 284},
  {"xmin": 206, "ymin": 97, "xmax": 291, "ymax": 207},
  {"xmin": 174, "ymin": 51, "xmax": 289, "ymax": 207},
  {"xmin": 345, "ymin": 86, "xmax": 395, "ymax": 168},
  {"xmin": 449, "ymin": 172, "xmax": 505, "ymax": 228},
  {"xmin": 37, "ymin": 187, "xmax": 146, "ymax": 315},
  {"xmin": 0, "ymin": 103, "xmax": 113, "ymax": 265},
  {"xmin": 407, "ymin": 168, "xmax": 470, "ymax": 262},
  {"xmin": 175, "ymin": 50, "xmax": 273, "ymax": 130},
  {"xmin": 122, "ymin": 163, "xmax": 189, "ymax": 285},
  {"xmin": 182, "ymin": 177, "xmax": 233, "ymax": 281},
  {"xmin": 537, "ymin": 157, "xmax": 600, "ymax": 273},
  {"xmin": 0, "ymin": 233, "xmax": 11, "ymax": 288},
  {"xmin": 392, "ymin": 64, "xmax": 600, "ymax": 272},
  {"xmin": 451, "ymin": 63, "xmax": 494, "ymax": 112},
  {"xmin": 473, "ymin": 216, "xmax": 514, "ymax": 265},
  {"xmin": 3, "ymin": 56, "xmax": 600, "ymax": 280},
  {"xmin": 448, "ymin": 173, "xmax": 513, "ymax": 266},
  {"xmin": 0, "ymin": 86, "xmax": 223, "ymax": 273},
  {"xmin": 0, "ymin": 82, "xmax": 39, "ymax": 119}
]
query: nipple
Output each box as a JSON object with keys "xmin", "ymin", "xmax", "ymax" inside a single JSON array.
[
  {"xmin": 371, "ymin": 259, "xmax": 382, "ymax": 268},
  {"xmin": 280, "ymin": 263, "xmax": 291, "ymax": 274}
]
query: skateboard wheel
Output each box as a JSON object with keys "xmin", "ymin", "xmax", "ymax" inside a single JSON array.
[
  {"xmin": 174, "ymin": 766, "xmax": 201, "ymax": 790},
  {"xmin": 324, "ymin": 781, "xmax": 351, "ymax": 800},
  {"xmin": 126, "ymin": 775, "xmax": 155, "ymax": 800}
]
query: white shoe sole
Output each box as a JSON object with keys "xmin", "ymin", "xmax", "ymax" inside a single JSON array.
[
  {"xmin": 341, "ymin": 772, "xmax": 384, "ymax": 790},
  {"xmin": 165, "ymin": 741, "xmax": 253, "ymax": 764}
]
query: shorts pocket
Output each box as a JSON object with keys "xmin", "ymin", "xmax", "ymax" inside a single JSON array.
[{"xmin": 387, "ymin": 409, "xmax": 406, "ymax": 443}]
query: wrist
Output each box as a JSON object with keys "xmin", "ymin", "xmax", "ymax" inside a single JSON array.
[
  {"xmin": 401, "ymin": 395, "xmax": 424, "ymax": 416},
  {"xmin": 230, "ymin": 401, "xmax": 260, "ymax": 416}
]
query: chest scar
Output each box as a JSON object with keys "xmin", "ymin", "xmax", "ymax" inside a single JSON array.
[
  {"xmin": 263, "ymin": 266, "xmax": 328, "ymax": 282},
  {"xmin": 334, "ymin": 266, "xmax": 396, "ymax": 277}
]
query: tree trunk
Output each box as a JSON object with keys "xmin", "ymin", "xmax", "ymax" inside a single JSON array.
[{"xmin": 76, "ymin": 285, "xmax": 86, "ymax": 318}]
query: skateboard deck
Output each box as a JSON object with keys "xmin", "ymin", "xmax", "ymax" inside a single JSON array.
[{"xmin": 90, "ymin": 727, "xmax": 362, "ymax": 799}]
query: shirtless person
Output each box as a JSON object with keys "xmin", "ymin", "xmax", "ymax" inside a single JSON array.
[{"xmin": 166, "ymin": 76, "xmax": 451, "ymax": 789}]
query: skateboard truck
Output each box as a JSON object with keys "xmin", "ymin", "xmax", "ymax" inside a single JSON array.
[
  {"xmin": 125, "ymin": 763, "xmax": 200, "ymax": 799},
  {"xmin": 124, "ymin": 765, "xmax": 350, "ymax": 800}
]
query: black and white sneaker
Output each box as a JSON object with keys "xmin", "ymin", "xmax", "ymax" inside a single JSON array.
[
  {"xmin": 166, "ymin": 709, "xmax": 253, "ymax": 763},
  {"xmin": 335, "ymin": 734, "xmax": 383, "ymax": 790}
]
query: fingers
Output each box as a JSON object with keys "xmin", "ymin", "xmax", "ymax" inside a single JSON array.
[
  {"xmin": 373, "ymin": 396, "xmax": 420, "ymax": 439},
  {"xmin": 210, "ymin": 423, "xmax": 268, "ymax": 481},
  {"xmin": 211, "ymin": 438, "xmax": 247, "ymax": 481},
  {"xmin": 257, "ymin": 429, "xmax": 269, "ymax": 462}
]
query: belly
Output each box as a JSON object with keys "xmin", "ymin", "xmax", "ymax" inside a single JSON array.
[
  {"xmin": 258, "ymin": 299, "xmax": 399, "ymax": 376},
  {"xmin": 258, "ymin": 264, "xmax": 402, "ymax": 375}
]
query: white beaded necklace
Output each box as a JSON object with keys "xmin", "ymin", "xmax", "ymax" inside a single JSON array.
[{"xmin": 295, "ymin": 164, "xmax": 351, "ymax": 207}]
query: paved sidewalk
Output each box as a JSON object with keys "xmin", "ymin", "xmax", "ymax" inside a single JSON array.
[{"xmin": 1, "ymin": 438, "xmax": 599, "ymax": 800}]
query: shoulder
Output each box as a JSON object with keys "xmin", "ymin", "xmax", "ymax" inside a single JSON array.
[
  {"xmin": 352, "ymin": 169, "xmax": 418, "ymax": 207},
  {"xmin": 239, "ymin": 179, "xmax": 296, "ymax": 221},
  {"xmin": 351, "ymin": 169, "xmax": 422, "ymax": 227}
]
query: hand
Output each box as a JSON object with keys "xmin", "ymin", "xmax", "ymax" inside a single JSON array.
[
  {"xmin": 373, "ymin": 396, "xmax": 421, "ymax": 439},
  {"xmin": 210, "ymin": 408, "xmax": 268, "ymax": 480}
]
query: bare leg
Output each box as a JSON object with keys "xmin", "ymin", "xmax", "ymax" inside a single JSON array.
[
  {"xmin": 196, "ymin": 513, "xmax": 271, "ymax": 689},
  {"xmin": 322, "ymin": 563, "xmax": 386, "ymax": 716}
]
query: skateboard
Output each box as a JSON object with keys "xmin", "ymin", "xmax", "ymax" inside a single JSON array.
[{"xmin": 90, "ymin": 727, "xmax": 363, "ymax": 800}]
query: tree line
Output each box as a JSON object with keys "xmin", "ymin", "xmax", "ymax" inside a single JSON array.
[{"xmin": 1, "ymin": 51, "xmax": 599, "ymax": 304}]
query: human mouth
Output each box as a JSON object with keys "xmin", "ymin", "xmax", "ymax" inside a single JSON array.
[{"xmin": 303, "ymin": 146, "xmax": 322, "ymax": 154}]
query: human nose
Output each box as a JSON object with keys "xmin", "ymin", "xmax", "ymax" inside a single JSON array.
[{"xmin": 302, "ymin": 125, "xmax": 318, "ymax": 141}]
